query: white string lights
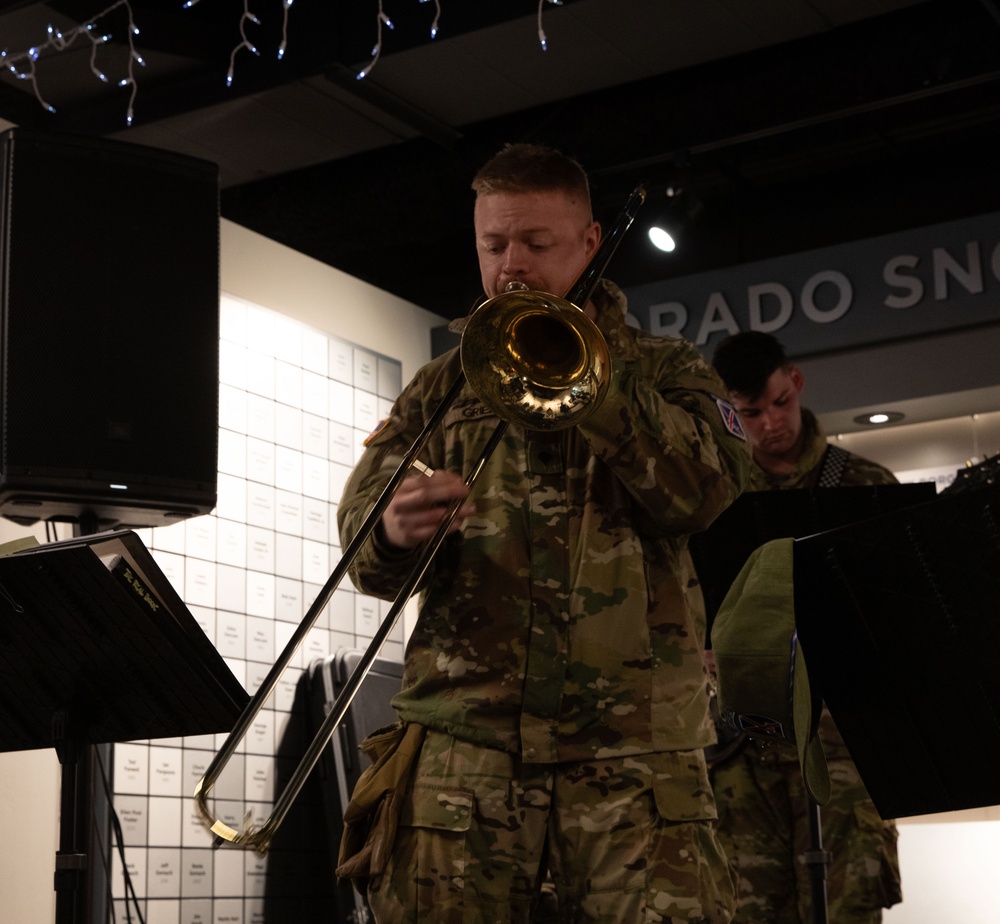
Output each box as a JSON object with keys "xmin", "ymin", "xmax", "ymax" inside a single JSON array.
[
  {"xmin": 1, "ymin": 0, "xmax": 567, "ymax": 124},
  {"xmin": 537, "ymin": 0, "xmax": 563, "ymax": 53},
  {"xmin": 360, "ymin": 0, "xmax": 561, "ymax": 79},
  {"xmin": 182, "ymin": 0, "xmax": 296, "ymax": 86},
  {"xmin": 0, "ymin": 0, "xmax": 143, "ymax": 125},
  {"xmin": 357, "ymin": 0, "xmax": 441, "ymax": 80}
]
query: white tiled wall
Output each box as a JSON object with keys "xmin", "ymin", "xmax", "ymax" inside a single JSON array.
[{"xmin": 110, "ymin": 294, "xmax": 404, "ymax": 923}]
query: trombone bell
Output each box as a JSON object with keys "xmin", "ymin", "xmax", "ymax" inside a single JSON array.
[{"xmin": 461, "ymin": 289, "xmax": 611, "ymax": 431}]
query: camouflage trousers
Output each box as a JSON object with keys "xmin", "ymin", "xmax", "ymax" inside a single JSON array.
[
  {"xmin": 366, "ymin": 728, "xmax": 737, "ymax": 924},
  {"xmin": 709, "ymin": 741, "xmax": 902, "ymax": 923}
]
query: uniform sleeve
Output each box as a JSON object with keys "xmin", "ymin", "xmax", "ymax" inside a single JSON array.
[
  {"xmin": 336, "ymin": 371, "xmax": 433, "ymax": 601},
  {"xmin": 577, "ymin": 338, "xmax": 752, "ymax": 537}
]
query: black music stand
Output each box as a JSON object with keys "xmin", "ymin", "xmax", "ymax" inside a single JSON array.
[
  {"xmin": 793, "ymin": 479, "xmax": 1000, "ymax": 819},
  {"xmin": 691, "ymin": 482, "xmax": 936, "ymax": 924},
  {"xmin": 692, "ymin": 482, "xmax": 937, "ymax": 646},
  {"xmin": 0, "ymin": 529, "xmax": 249, "ymax": 924}
]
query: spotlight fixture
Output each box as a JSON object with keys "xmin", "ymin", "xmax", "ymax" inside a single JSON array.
[
  {"xmin": 645, "ymin": 183, "xmax": 703, "ymax": 254},
  {"xmin": 852, "ymin": 411, "xmax": 905, "ymax": 426},
  {"xmin": 648, "ymin": 224, "xmax": 676, "ymax": 252}
]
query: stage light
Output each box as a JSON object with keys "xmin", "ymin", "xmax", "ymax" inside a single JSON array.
[
  {"xmin": 648, "ymin": 224, "xmax": 676, "ymax": 252},
  {"xmin": 644, "ymin": 183, "xmax": 703, "ymax": 254}
]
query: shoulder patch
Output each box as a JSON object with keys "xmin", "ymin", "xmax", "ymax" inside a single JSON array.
[
  {"xmin": 715, "ymin": 397, "xmax": 747, "ymax": 441},
  {"xmin": 363, "ymin": 418, "xmax": 389, "ymax": 446}
]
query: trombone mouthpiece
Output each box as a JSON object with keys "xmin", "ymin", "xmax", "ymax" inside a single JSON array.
[{"xmin": 504, "ymin": 280, "xmax": 530, "ymax": 292}]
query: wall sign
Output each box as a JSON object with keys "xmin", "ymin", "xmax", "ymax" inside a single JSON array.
[{"xmin": 624, "ymin": 210, "xmax": 1000, "ymax": 357}]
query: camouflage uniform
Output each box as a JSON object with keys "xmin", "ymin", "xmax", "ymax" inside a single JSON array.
[
  {"xmin": 710, "ymin": 409, "xmax": 903, "ymax": 922},
  {"xmin": 338, "ymin": 280, "xmax": 752, "ymax": 923}
]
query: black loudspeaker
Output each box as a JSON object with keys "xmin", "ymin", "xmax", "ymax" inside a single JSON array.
[{"xmin": 0, "ymin": 127, "xmax": 220, "ymax": 529}]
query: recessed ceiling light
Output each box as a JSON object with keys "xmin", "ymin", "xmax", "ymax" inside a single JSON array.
[{"xmin": 853, "ymin": 411, "xmax": 905, "ymax": 426}]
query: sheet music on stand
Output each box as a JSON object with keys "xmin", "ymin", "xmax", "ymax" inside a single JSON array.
[{"xmin": 0, "ymin": 528, "xmax": 248, "ymax": 751}]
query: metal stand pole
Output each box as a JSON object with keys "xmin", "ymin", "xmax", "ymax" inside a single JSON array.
[{"xmin": 804, "ymin": 799, "xmax": 832, "ymax": 924}]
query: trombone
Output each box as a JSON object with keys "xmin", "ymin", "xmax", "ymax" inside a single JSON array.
[{"xmin": 194, "ymin": 185, "xmax": 646, "ymax": 854}]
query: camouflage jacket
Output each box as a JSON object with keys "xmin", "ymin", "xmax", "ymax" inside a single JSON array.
[
  {"xmin": 747, "ymin": 407, "xmax": 897, "ymax": 761},
  {"xmin": 338, "ymin": 280, "xmax": 752, "ymax": 763},
  {"xmin": 746, "ymin": 409, "xmax": 898, "ymax": 491}
]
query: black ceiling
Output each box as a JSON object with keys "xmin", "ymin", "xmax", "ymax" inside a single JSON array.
[{"xmin": 2, "ymin": 0, "xmax": 1000, "ymax": 320}]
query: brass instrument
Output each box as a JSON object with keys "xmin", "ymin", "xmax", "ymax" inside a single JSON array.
[{"xmin": 194, "ymin": 186, "xmax": 646, "ymax": 853}]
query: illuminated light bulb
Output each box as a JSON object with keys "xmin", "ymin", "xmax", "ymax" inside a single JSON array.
[
  {"xmin": 648, "ymin": 227, "xmax": 676, "ymax": 252},
  {"xmin": 536, "ymin": 0, "xmax": 557, "ymax": 51}
]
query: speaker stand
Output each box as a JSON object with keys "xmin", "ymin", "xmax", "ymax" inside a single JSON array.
[
  {"xmin": 49, "ymin": 515, "xmax": 113, "ymax": 924},
  {"xmin": 52, "ymin": 713, "xmax": 106, "ymax": 924}
]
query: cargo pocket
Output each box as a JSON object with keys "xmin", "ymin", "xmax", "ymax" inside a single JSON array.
[
  {"xmin": 649, "ymin": 749, "xmax": 718, "ymax": 823},
  {"xmin": 851, "ymin": 802, "xmax": 902, "ymax": 910},
  {"xmin": 647, "ymin": 750, "xmax": 736, "ymax": 923},
  {"xmin": 399, "ymin": 784, "xmax": 478, "ymax": 919},
  {"xmin": 400, "ymin": 783, "xmax": 474, "ymax": 832}
]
